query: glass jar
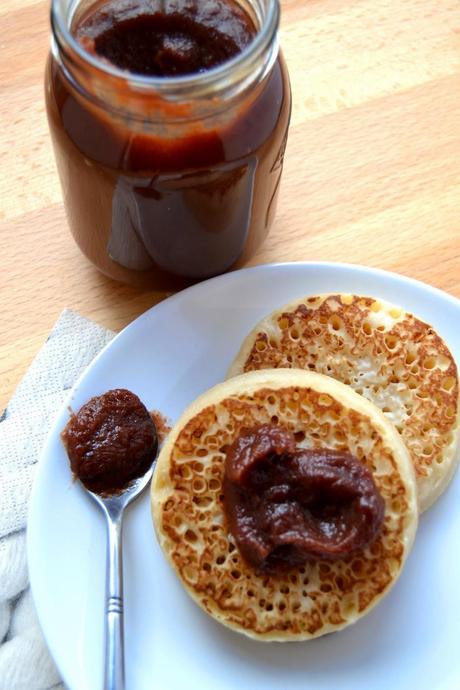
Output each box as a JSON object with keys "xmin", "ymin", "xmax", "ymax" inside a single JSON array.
[{"xmin": 45, "ymin": 0, "xmax": 291, "ymax": 290}]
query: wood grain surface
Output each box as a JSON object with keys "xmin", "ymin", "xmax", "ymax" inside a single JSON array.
[{"xmin": 1, "ymin": 0, "xmax": 460, "ymax": 410}]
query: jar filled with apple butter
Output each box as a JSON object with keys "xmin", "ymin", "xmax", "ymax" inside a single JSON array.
[{"xmin": 46, "ymin": 0, "xmax": 291, "ymax": 290}]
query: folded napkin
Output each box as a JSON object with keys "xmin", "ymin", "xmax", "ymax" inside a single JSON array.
[{"xmin": 0, "ymin": 310, "xmax": 115, "ymax": 690}]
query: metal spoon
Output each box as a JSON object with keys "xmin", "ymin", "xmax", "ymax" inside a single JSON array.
[{"xmin": 85, "ymin": 442, "xmax": 158, "ymax": 690}]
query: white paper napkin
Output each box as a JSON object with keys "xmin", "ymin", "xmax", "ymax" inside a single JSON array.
[{"xmin": 0, "ymin": 309, "xmax": 115, "ymax": 690}]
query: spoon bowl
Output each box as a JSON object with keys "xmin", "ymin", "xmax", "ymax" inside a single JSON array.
[{"xmin": 87, "ymin": 462, "xmax": 156, "ymax": 516}]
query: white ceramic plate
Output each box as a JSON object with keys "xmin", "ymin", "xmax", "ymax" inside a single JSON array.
[{"xmin": 28, "ymin": 262, "xmax": 460, "ymax": 690}]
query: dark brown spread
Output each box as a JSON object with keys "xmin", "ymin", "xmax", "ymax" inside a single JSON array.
[
  {"xmin": 62, "ymin": 389, "xmax": 158, "ymax": 495},
  {"xmin": 45, "ymin": 0, "xmax": 291, "ymax": 289},
  {"xmin": 75, "ymin": 0, "xmax": 256, "ymax": 76},
  {"xmin": 223, "ymin": 425, "xmax": 385, "ymax": 574}
]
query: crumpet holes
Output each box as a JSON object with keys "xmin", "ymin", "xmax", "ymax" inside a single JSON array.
[
  {"xmin": 442, "ymin": 377, "xmax": 456, "ymax": 392},
  {"xmin": 437, "ymin": 354, "xmax": 452, "ymax": 371},
  {"xmin": 192, "ymin": 478, "xmax": 207, "ymax": 493},
  {"xmin": 278, "ymin": 317, "xmax": 289, "ymax": 330},
  {"xmin": 343, "ymin": 600, "xmax": 356, "ymax": 616},
  {"xmin": 417, "ymin": 390, "xmax": 429, "ymax": 399},
  {"xmin": 446, "ymin": 406, "xmax": 456, "ymax": 419},
  {"xmin": 385, "ymin": 335, "xmax": 398, "ymax": 350},
  {"xmin": 183, "ymin": 567, "xmax": 198, "ymax": 584},
  {"xmin": 330, "ymin": 315, "xmax": 343, "ymax": 331},
  {"xmin": 178, "ymin": 465, "xmax": 192, "ymax": 479}
]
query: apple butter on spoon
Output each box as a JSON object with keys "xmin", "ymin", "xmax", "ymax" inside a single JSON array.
[{"xmin": 62, "ymin": 388, "xmax": 158, "ymax": 690}]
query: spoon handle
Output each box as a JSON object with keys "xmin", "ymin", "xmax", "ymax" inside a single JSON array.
[{"xmin": 104, "ymin": 512, "xmax": 125, "ymax": 690}]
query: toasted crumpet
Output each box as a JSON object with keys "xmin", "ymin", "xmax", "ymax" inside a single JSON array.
[
  {"xmin": 227, "ymin": 294, "xmax": 460, "ymax": 512},
  {"xmin": 152, "ymin": 369, "xmax": 417, "ymax": 641}
]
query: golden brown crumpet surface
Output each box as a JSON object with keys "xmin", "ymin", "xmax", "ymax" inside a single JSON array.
[
  {"xmin": 227, "ymin": 294, "xmax": 460, "ymax": 512},
  {"xmin": 152, "ymin": 370, "xmax": 418, "ymax": 641}
]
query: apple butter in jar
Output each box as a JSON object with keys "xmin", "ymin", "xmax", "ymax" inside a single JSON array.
[{"xmin": 46, "ymin": 0, "xmax": 291, "ymax": 290}]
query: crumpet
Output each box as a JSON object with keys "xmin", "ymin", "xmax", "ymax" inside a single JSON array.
[
  {"xmin": 152, "ymin": 369, "xmax": 417, "ymax": 641},
  {"xmin": 227, "ymin": 294, "xmax": 460, "ymax": 512}
]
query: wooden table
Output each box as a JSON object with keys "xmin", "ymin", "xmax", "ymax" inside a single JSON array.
[{"xmin": 1, "ymin": 0, "xmax": 460, "ymax": 411}]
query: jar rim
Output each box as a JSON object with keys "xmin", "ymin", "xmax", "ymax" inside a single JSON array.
[{"xmin": 51, "ymin": 0, "xmax": 280, "ymax": 96}]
